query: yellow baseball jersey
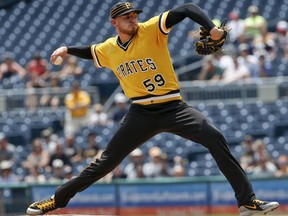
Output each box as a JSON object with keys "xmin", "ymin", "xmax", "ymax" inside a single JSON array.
[
  {"xmin": 91, "ymin": 11, "xmax": 182, "ymax": 105},
  {"xmin": 65, "ymin": 91, "xmax": 91, "ymax": 118}
]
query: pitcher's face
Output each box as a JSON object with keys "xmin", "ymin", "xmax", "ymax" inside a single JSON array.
[{"xmin": 112, "ymin": 12, "xmax": 139, "ymax": 36}]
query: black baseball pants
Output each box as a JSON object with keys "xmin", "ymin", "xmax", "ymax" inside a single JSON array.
[{"xmin": 54, "ymin": 100, "xmax": 255, "ymax": 207}]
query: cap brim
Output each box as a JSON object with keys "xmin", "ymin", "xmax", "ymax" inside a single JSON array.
[{"xmin": 114, "ymin": 9, "xmax": 142, "ymax": 18}]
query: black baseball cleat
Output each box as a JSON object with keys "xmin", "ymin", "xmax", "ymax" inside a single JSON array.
[
  {"xmin": 26, "ymin": 196, "xmax": 58, "ymax": 215},
  {"xmin": 239, "ymin": 199, "xmax": 279, "ymax": 216}
]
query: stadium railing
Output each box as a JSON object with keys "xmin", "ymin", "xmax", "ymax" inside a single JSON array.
[
  {"xmin": 0, "ymin": 86, "xmax": 100, "ymax": 112},
  {"xmin": 180, "ymin": 76, "xmax": 288, "ymax": 105}
]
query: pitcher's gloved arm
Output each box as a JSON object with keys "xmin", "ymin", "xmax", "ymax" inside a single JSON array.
[{"xmin": 165, "ymin": 3, "xmax": 215, "ymax": 30}]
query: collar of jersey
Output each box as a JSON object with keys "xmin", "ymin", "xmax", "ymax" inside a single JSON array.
[{"xmin": 117, "ymin": 35, "xmax": 134, "ymax": 51}]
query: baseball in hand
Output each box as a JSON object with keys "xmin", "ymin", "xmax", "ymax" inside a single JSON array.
[{"xmin": 53, "ymin": 56, "xmax": 63, "ymax": 65}]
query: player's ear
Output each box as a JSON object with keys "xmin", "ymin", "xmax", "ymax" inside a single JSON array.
[{"xmin": 111, "ymin": 19, "xmax": 117, "ymax": 27}]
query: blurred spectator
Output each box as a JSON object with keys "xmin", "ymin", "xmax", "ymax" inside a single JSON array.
[
  {"xmin": 275, "ymin": 154, "xmax": 288, "ymax": 177},
  {"xmin": 159, "ymin": 152, "xmax": 171, "ymax": 177},
  {"xmin": 63, "ymin": 134, "xmax": 82, "ymax": 163},
  {"xmin": 49, "ymin": 73, "xmax": 61, "ymax": 88},
  {"xmin": 198, "ymin": 55, "xmax": 223, "ymax": 81},
  {"xmin": 112, "ymin": 93, "xmax": 129, "ymax": 123},
  {"xmin": 0, "ymin": 160, "xmax": 19, "ymax": 183},
  {"xmin": 111, "ymin": 165, "xmax": 127, "ymax": 180},
  {"xmin": 81, "ymin": 131, "xmax": 101, "ymax": 161},
  {"xmin": 143, "ymin": 146, "xmax": 170, "ymax": 178},
  {"xmin": 252, "ymin": 154, "xmax": 278, "ymax": 177},
  {"xmin": 227, "ymin": 10, "xmax": 245, "ymax": 45},
  {"xmin": 283, "ymin": 44, "xmax": 288, "ymax": 60},
  {"xmin": 124, "ymin": 148, "xmax": 146, "ymax": 179},
  {"xmin": 214, "ymin": 51, "xmax": 235, "ymax": 72},
  {"xmin": 277, "ymin": 44, "xmax": 288, "ymax": 77},
  {"xmin": 64, "ymin": 81, "xmax": 91, "ymax": 136},
  {"xmin": 26, "ymin": 51, "xmax": 49, "ymax": 88},
  {"xmin": 171, "ymin": 156, "xmax": 186, "ymax": 177},
  {"xmin": 63, "ymin": 165, "xmax": 74, "ymax": 182},
  {"xmin": 57, "ymin": 56, "xmax": 83, "ymax": 80},
  {"xmin": 26, "ymin": 73, "xmax": 47, "ymax": 88},
  {"xmin": 253, "ymin": 139, "xmax": 269, "ymax": 162},
  {"xmin": 26, "ymin": 52, "xmax": 49, "ymax": 79},
  {"xmin": 39, "ymin": 74, "xmax": 61, "ymax": 109},
  {"xmin": 88, "ymin": 103, "xmax": 109, "ymax": 126},
  {"xmin": 237, "ymin": 43, "xmax": 259, "ymax": 78},
  {"xmin": 22, "ymin": 138, "xmax": 50, "ymax": 170},
  {"xmin": 47, "ymin": 159, "xmax": 65, "ymax": 183},
  {"xmin": 48, "ymin": 142, "xmax": 72, "ymax": 170},
  {"xmin": 275, "ymin": 20, "xmax": 288, "ymax": 55},
  {"xmin": 0, "ymin": 132, "xmax": 16, "ymax": 163},
  {"xmin": 239, "ymin": 135, "xmax": 256, "ymax": 173},
  {"xmin": 257, "ymin": 54, "xmax": 272, "ymax": 77},
  {"xmin": 24, "ymin": 165, "xmax": 46, "ymax": 183},
  {"xmin": 252, "ymin": 34, "xmax": 277, "ymax": 63},
  {"xmin": 40, "ymin": 128, "xmax": 58, "ymax": 154},
  {"xmin": 24, "ymin": 88, "xmax": 38, "ymax": 112},
  {"xmin": 244, "ymin": 6, "xmax": 267, "ymax": 42},
  {"xmin": 0, "ymin": 54, "xmax": 26, "ymax": 80},
  {"xmin": 251, "ymin": 33, "xmax": 277, "ymax": 74},
  {"xmin": 222, "ymin": 54, "xmax": 250, "ymax": 83}
]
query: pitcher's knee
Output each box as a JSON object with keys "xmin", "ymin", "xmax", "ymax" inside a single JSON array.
[
  {"xmin": 202, "ymin": 121, "xmax": 225, "ymax": 140},
  {"xmin": 199, "ymin": 121, "xmax": 228, "ymax": 148},
  {"xmin": 210, "ymin": 128, "xmax": 225, "ymax": 140}
]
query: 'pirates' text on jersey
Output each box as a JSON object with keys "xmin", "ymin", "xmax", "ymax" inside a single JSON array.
[
  {"xmin": 91, "ymin": 11, "xmax": 181, "ymax": 101},
  {"xmin": 116, "ymin": 58, "xmax": 157, "ymax": 78}
]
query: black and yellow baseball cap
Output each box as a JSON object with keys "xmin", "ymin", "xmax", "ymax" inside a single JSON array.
[{"xmin": 110, "ymin": 2, "xmax": 142, "ymax": 19}]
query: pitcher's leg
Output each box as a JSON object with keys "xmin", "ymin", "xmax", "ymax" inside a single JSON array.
[
  {"xmin": 189, "ymin": 120, "xmax": 254, "ymax": 206},
  {"xmin": 55, "ymin": 110, "xmax": 158, "ymax": 207},
  {"xmin": 191, "ymin": 120, "xmax": 279, "ymax": 214},
  {"xmin": 165, "ymin": 102, "xmax": 255, "ymax": 206}
]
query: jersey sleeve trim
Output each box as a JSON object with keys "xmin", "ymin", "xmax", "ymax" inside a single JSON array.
[
  {"xmin": 159, "ymin": 11, "xmax": 171, "ymax": 35},
  {"xmin": 90, "ymin": 44, "xmax": 102, "ymax": 68}
]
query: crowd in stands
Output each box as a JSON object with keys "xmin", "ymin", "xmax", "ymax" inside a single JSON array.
[
  {"xmin": 0, "ymin": 129, "xmax": 189, "ymax": 183},
  {"xmin": 1, "ymin": 127, "xmax": 288, "ymax": 184},
  {"xmin": 1, "ymin": 4, "xmax": 288, "ymax": 184},
  {"xmin": 0, "ymin": 6, "xmax": 287, "ymax": 90},
  {"xmin": 0, "ymin": 47, "xmax": 86, "ymax": 91},
  {"xmin": 239, "ymin": 135, "xmax": 288, "ymax": 178},
  {"xmin": 0, "ymin": 86, "xmax": 142, "ymax": 184},
  {"xmin": 194, "ymin": 5, "xmax": 288, "ymax": 83}
]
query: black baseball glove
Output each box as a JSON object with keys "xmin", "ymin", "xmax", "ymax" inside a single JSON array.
[{"xmin": 195, "ymin": 18, "xmax": 229, "ymax": 55}]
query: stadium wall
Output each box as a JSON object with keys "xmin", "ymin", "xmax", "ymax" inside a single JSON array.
[{"xmin": 1, "ymin": 176, "xmax": 287, "ymax": 215}]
